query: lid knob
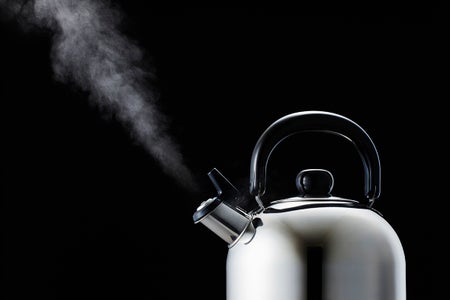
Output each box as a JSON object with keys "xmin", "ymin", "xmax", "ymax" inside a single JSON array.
[{"xmin": 296, "ymin": 169, "xmax": 334, "ymax": 197}]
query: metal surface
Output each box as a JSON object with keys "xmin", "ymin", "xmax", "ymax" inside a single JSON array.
[{"xmin": 227, "ymin": 199, "xmax": 406, "ymax": 300}]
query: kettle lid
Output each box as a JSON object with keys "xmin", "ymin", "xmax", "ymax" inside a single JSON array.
[{"xmin": 265, "ymin": 168, "xmax": 381, "ymax": 215}]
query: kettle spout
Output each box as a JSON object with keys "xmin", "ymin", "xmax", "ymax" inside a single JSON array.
[{"xmin": 193, "ymin": 168, "xmax": 256, "ymax": 247}]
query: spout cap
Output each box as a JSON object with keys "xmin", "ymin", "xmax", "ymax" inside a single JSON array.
[
  {"xmin": 193, "ymin": 168, "xmax": 255, "ymax": 246},
  {"xmin": 193, "ymin": 197, "xmax": 254, "ymax": 246},
  {"xmin": 193, "ymin": 197, "xmax": 221, "ymax": 224}
]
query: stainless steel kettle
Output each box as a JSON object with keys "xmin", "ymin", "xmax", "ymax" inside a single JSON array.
[{"xmin": 193, "ymin": 111, "xmax": 406, "ymax": 300}]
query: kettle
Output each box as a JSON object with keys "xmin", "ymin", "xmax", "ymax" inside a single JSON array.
[{"xmin": 193, "ymin": 111, "xmax": 406, "ymax": 300}]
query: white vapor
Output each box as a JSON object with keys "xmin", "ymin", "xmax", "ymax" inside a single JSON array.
[{"xmin": 1, "ymin": 0, "xmax": 197, "ymax": 191}]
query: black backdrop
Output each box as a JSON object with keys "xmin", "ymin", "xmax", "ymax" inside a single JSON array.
[{"xmin": 2, "ymin": 3, "xmax": 444, "ymax": 300}]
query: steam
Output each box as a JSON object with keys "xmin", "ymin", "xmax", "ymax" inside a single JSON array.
[{"xmin": 1, "ymin": 0, "xmax": 197, "ymax": 191}]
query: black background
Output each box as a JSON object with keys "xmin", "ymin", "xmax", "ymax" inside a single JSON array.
[{"xmin": 2, "ymin": 2, "xmax": 445, "ymax": 300}]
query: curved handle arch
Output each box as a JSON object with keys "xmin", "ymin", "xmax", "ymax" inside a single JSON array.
[{"xmin": 249, "ymin": 111, "xmax": 381, "ymax": 206}]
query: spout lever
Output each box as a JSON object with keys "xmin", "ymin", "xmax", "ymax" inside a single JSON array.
[{"xmin": 208, "ymin": 168, "xmax": 239, "ymax": 197}]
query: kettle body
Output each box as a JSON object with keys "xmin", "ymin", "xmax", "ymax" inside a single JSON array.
[
  {"xmin": 193, "ymin": 111, "xmax": 406, "ymax": 300},
  {"xmin": 227, "ymin": 198, "xmax": 406, "ymax": 300}
]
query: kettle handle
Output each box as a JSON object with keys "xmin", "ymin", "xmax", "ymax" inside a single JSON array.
[{"xmin": 249, "ymin": 111, "xmax": 380, "ymax": 206}]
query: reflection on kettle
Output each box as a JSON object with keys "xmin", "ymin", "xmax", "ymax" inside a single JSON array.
[{"xmin": 193, "ymin": 111, "xmax": 406, "ymax": 300}]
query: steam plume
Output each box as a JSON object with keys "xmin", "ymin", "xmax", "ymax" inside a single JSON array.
[{"xmin": 1, "ymin": 0, "xmax": 197, "ymax": 191}]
